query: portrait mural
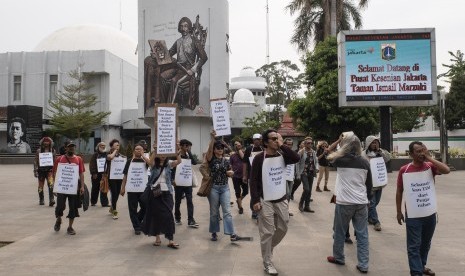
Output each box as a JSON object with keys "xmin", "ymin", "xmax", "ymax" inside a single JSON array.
[
  {"xmin": 6, "ymin": 105, "xmax": 43, "ymax": 154},
  {"xmin": 144, "ymin": 15, "xmax": 208, "ymax": 112}
]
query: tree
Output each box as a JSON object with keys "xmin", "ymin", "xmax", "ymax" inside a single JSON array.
[
  {"xmin": 255, "ymin": 60, "xmax": 303, "ymax": 107},
  {"xmin": 240, "ymin": 111, "xmax": 280, "ymax": 140},
  {"xmin": 287, "ymin": 37, "xmax": 378, "ymax": 140},
  {"xmin": 286, "ymin": 0, "xmax": 369, "ymax": 51},
  {"xmin": 391, "ymin": 106, "xmax": 431, "ymax": 133},
  {"xmin": 48, "ymin": 65, "xmax": 111, "ymax": 150}
]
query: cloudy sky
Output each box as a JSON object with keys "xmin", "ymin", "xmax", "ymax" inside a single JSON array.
[{"xmin": 0, "ymin": 0, "xmax": 463, "ymax": 88}]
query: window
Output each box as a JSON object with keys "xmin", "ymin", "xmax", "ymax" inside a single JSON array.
[
  {"xmin": 13, "ymin": 75, "xmax": 21, "ymax": 101},
  {"xmin": 49, "ymin": 75, "xmax": 58, "ymax": 100}
]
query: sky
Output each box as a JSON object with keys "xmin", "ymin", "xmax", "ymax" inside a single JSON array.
[{"xmin": 0, "ymin": 0, "xmax": 463, "ymax": 88}]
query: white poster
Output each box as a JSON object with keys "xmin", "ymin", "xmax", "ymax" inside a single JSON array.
[
  {"xmin": 402, "ymin": 168, "xmax": 437, "ymax": 218},
  {"xmin": 53, "ymin": 163, "xmax": 79, "ymax": 195},
  {"xmin": 39, "ymin": 152, "xmax": 54, "ymax": 167},
  {"xmin": 97, "ymin": 158, "xmax": 106, "ymax": 173},
  {"xmin": 284, "ymin": 164, "xmax": 295, "ymax": 181},
  {"xmin": 126, "ymin": 162, "xmax": 148, "ymax": 193},
  {"xmin": 156, "ymin": 105, "xmax": 177, "ymax": 155},
  {"xmin": 109, "ymin": 157, "xmax": 127, "ymax": 180},
  {"xmin": 370, "ymin": 157, "xmax": 388, "ymax": 187},
  {"xmin": 262, "ymin": 156, "xmax": 287, "ymax": 201},
  {"xmin": 174, "ymin": 159, "xmax": 193, "ymax": 186},
  {"xmin": 249, "ymin": 151, "xmax": 261, "ymax": 166},
  {"xmin": 210, "ymin": 99, "xmax": 231, "ymax": 136}
]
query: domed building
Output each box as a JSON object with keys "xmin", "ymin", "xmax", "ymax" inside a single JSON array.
[{"xmin": 0, "ymin": 24, "xmax": 148, "ymax": 153}]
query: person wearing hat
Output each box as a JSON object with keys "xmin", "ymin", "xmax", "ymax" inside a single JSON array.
[
  {"xmin": 362, "ymin": 135, "xmax": 391, "ymax": 231},
  {"xmin": 89, "ymin": 142, "xmax": 110, "ymax": 207},
  {"xmin": 53, "ymin": 140, "xmax": 86, "ymax": 235},
  {"xmin": 33, "ymin": 137, "xmax": 56, "ymax": 206},
  {"xmin": 243, "ymin": 133, "xmax": 264, "ymax": 220},
  {"xmin": 172, "ymin": 139, "xmax": 199, "ymax": 228}
]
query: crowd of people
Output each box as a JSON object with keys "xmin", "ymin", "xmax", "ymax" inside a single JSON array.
[{"xmin": 32, "ymin": 129, "xmax": 449, "ymax": 276}]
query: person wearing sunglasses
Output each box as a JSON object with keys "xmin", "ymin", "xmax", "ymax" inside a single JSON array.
[{"xmin": 295, "ymin": 136, "xmax": 319, "ymax": 213}]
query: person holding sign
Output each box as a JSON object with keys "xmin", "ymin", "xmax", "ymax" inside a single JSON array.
[
  {"xmin": 172, "ymin": 139, "xmax": 199, "ymax": 228},
  {"xmin": 250, "ymin": 129, "xmax": 300, "ymax": 276},
  {"xmin": 362, "ymin": 136, "xmax": 391, "ymax": 232},
  {"xmin": 33, "ymin": 137, "xmax": 56, "ymax": 206},
  {"xmin": 89, "ymin": 142, "xmax": 109, "ymax": 207},
  {"xmin": 396, "ymin": 141, "xmax": 450, "ymax": 276},
  {"xmin": 243, "ymin": 133, "xmax": 264, "ymax": 220},
  {"xmin": 206, "ymin": 130, "xmax": 245, "ymax": 242},
  {"xmin": 52, "ymin": 141, "xmax": 85, "ymax": 235},
  {"xmin": 142, "ymin": 150, "xmax": 182, "ymax": 249},
  {"xmin": 106, "ymin": 139, "xmax": 127, "ymax": 220},
  {"xmin": 120, "ymin": 144, "xmax": 152, "ymax": 235},
  {"xmin": 326, "ymin": 132, "xmax": 372, "ymax": 274}
]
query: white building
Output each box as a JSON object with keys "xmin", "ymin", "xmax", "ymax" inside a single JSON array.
[{"xmin": 0, "ymin": 24, "xmax": 148, "ymax": 153}]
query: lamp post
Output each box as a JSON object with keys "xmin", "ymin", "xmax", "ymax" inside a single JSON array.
[{"xmin": 439, "ymin": 90, "xmax": 448, "ymax": 163}]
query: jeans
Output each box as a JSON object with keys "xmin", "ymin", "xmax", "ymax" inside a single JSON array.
[
  {"xmin": 174, "ymin": 186, "xmax": 194, "ymax": 223},
  {"xmin": 91, "ymin": 173, "xmax": 109, "ymax": 206},
  {"xmin": 333, "ymin": 204, "xmax": 369, "ymax": 270},
  {"xmin": 109, "ymin": 179, "xmax": 122, "ymax": 211},
  {"xmin": 406, "ymin": 213, "xmax": 437, "ymax": 275},
  {"xmin": 207, "ymin": 185, "xmax": 234, "ymax": 235},
  {"xmin": 368, "ymin": 188, "xmax": 382, "ymax": 224},
  {"xmin": 300, "ymin": 173, "xmax": 314, "ymax": 207},
  {"xmin": 127, "ymin": 192, "xmax": 145, "ymax": 231}
]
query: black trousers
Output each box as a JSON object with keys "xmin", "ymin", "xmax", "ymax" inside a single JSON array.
[
  {"xmin": 109, "ymin": 179, "xmax": 122, "ymax": 210},
  {"xmin": 174, "ymin": 186, "xmax": 194, "ymax": 222},
  {"xmin": 55, "ymin": 193, "xmax": 79, "ymax": 219},
  {"xmin": 127, "ymin": 192, "xmax": 146, "ymax": 230},
  {"xmin": 91, "ymin": 173, "xmax": 109, "ymax": 206},
  {"xmin": 232, "ymin": 177, "xmax": 248, "ymax": 199}
]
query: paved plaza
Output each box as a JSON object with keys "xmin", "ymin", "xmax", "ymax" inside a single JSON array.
[{"xmin": 0, "ymin": 164, "xmax": 464, "ymax": 275}]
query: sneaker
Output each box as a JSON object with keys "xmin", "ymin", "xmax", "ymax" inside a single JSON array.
[
  {"xmin": 345, "ymin": 237, "xmax": 353, "ymax": 244},
  {"xmin": 112, "ymin": 211, "xmax": 118, "ymax": 220},
  {"xmin": 264, "ymin": 262, "xmax": 278, "ymax": 275},
  {"xmin": 134, "ymin": 230, "xmax": 141, "ymax": 235},
  {"xmin": 356, "ymin": 265, "xmax": 368, "ymax": 273},
  {"xmin": 303, "ymin": 207, "xmax": 315, "ymax": 213},
  {"xmin": 67, "ymin": 227, "xmax": 76, "ymax": 235},
  {"xmin": 251, "ymin": 212, "xmax": 258, "ymax": 220},
  {"xmin": 374, "ymin": 222, "xmax": 382, "ymax": 231},
  {"xmin": 327, "ymin": 256, "xmax": 345, "ymax": 265},
  {"xmin": 423, "ymin": 267, "xmax": 435, "ymax": 276},
  {"xmin": 316, "ymin": 186, "xmax": 322, "ymax": 192},
  {"xmin": 54, "ymin": 217, "xmax": 62, "ymax": 232},
  {"xmin": 188, "ymin": 220, "xmax": 199, "ymax": 228},
  {"xmin": 230, "ymin": 234, "xmax": 243, "ymax": 242},
  {"xmin": 175, "ymin": 219, "xmax": 182, "ymax": 225},
  {"xmin": 211, "ymin": 232, "xmax": 218, "ymax": 241}
]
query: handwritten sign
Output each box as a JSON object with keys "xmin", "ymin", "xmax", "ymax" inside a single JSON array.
[
  {"xmin": 175, "ymin": 159, "xmax": 193, "ymax": 186},
  {"xmin": 261, "ymin": 156, "xmax": 287, "ymax": 201},
  {"xmin": 126, "ymin": 162, "xmax": 147, "ymax": 193},
  {"xmin": 53, "ymin": 163, "xmax": 79, "ymax": 195},
  {"xmin": 109, "ymin": 157, "xmax": 127, "ymax": 180},
  {"xmin": 369, "ymin": 157, "xmax": 388, "ymax": 187},
  {"xmin": 156, "ymin": 104, "xmax": 177, "ymax": 156},
  {"xmin": 39, "ymin": 152, "xmax": 53, "ymax": 167},
  {"xmin": 97, "ymin": 158, "xmax": 106, "ymax": 173},
  {"xmin": 402, "ymin": 168, "xmax": 437, "ymax": 218},
  {"xmin": 210, "ymin": 99, "xmax": 231, "ymax": 136},
  {"xmin": 284, "ymin": 164, "xmax": 295, "ymax": 181}
]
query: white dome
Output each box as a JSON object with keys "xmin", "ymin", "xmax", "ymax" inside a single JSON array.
[
  {"xmin": 34, "ymin": 24, "xmax": 138, "ymax": 66},
  {"xmin": 233, "ymin": 88, "xmax": 255, "ymax": 104},
  {"xmin": 239, "ymin": 67, "xmax": 257, "ymax": 77}
]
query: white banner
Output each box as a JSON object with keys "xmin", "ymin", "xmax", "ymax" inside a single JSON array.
[
  {"xmin": 262, "ymin": 155, "xmax": 287, "ymax": 201},
  {"xmin": 174, "ymin": 159, "xmax": 193, "ymax": 186},
  {"xmin": 402, "ymin": 168, "xmax": 437, "ymax": 218},
  {"xmin": 210, "ymin": 99, "xmax": 231, "ymax": 136},
  {"xmin": 97, "ymin": 158, "xmax": 106, "ymax": 173},
  {"xmin": 53, "ymin": 163, "xmax": 79, "ymax": 195},
  {"xmin": 284, "ymin": 164, "xmax": 295, "ymax": 181},
  {"xmin": 156, "ymin": 105, "xmax": 177, "ymax": 155},
  {"xmin": 370, "ymin": 157, "xmax": 388, "ymax": 187},
  {"xmin": 109, "ymin": 157, "xmax": 127, "ymax": 180},
  {"xmin": 39, "ymin": 152, "xmax": 54, "ymax": 167},
  {"xmin": 125, "ymin": 162, "xmax": 147, "ymax": 193}
]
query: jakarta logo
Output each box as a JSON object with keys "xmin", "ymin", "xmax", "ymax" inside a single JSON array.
[{"xmin": 381, "ymin": 43, "xmax": 396, "ymax": 61}]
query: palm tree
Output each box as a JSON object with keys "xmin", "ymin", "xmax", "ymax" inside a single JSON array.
[{"xmin": 286, "ymin": 0, "xmax": 369, "ymax": 51}]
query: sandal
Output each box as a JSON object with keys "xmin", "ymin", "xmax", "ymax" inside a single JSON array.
[
  {"xmin": 153, "ymin": 240, "xmax": 161, "ymax": 246},
  {"xmin": 167, "ymin": 242, "xmax": 179, "ymax": 249}
]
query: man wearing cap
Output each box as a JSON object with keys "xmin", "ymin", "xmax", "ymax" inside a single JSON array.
[
  {"xmin": 243, "ymin": 133, "xmax": 264, "ymax": 220},
  {"xmin": 89, "ymin": 142, "xmax": 110, "ymax": 207},
  {"xmin": 33, "ymin": 137, "xmax": 56, "ymax": 206},
  {"xmin": 172, "ymin": 139, "xmax": 199, "ymax": 228},
  {"xmin": 53, "ymin": 141, "xmax": 85, "ymax": 235}
]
